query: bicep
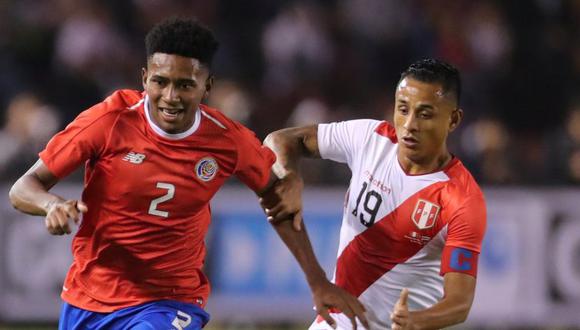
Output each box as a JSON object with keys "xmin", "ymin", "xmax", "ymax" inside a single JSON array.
[
  {"xmin": 266, "ymin": 125, "xmax": 321, "ymax": 159},
  {"xmin": 299, "ymin": 125, "xmax": 320, "ymax": 158}
]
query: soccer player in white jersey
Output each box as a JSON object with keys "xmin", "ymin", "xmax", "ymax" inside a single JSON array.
[{"xmin": 261, "ymin": 59, "xmax": 486, "ymax": 330}]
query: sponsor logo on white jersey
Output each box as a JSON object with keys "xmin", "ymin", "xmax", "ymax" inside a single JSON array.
[
  {"xmin": 412, "ymin": 199, "xmax": 440, "ymax": 229},
  {"xmin": 195, "ymin": 157, "xmax": 219, "ymax": 182},
  {"xmin": 123, "ymin": 151, "xmax": 146, "ymax": 164},
  {"xmin": 363, "ymin": 170, "xmax": 392, "ymax": 193}
]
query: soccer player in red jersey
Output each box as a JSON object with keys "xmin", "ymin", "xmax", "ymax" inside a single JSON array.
[
  {"xmin": 262, "ymin": 59, "xmax": 487, "ymax": 329},
  {"xmin": 8, "ymin": 17, "xmax": 367, "ymax": 330}
]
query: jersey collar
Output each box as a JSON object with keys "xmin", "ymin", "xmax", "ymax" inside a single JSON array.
[{"xmin": 143, "ymin": 94, "xmax": 201, "ymax": 140}]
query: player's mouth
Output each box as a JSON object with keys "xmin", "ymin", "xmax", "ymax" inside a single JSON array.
[
  {"xmin": 158, "ymin": 107, "xmax": 184, "ymax": 122},
  {"xmin": 401, "ymin": 136, "xmax": 419, "ymax": 149}
]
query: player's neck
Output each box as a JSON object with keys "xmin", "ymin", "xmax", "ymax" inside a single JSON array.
[{"xmin": 398, "ymin": 150, "xmax": 452, "ymax": 175}]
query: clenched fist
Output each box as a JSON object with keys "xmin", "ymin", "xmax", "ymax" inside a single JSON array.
[{"xmin": 45, "ymin": 200, "xmax": 88, "ymax": 235}]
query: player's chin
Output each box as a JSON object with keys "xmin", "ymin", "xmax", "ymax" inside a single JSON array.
[
  {"xmin": 400, "ymin": 144, "xmax": 421, "ymax": 154},
  {"xmin": 401, "ymin": 147, "xmax": 425, "ymax": 161},
  {"xmin": 153, "ymin": 118, "xmax": 179, "ymax": 133}
]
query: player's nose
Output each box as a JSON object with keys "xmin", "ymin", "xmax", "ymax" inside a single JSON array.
[
  {"xmin": 161, "ymin": 85, "xmax": 180, "ymax": 104},
  {"xmin": 403, "ymin": 113, "xmax": 419, "ymax": 132}
]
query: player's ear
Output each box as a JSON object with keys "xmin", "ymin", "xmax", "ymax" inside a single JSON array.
[
  {"xmin": 204, "ymin": 75, "xmax": 214, "ymax": 98},
  {"xmin": 449, "ymin": 108, "xmax": 463, "ymax": 132},
  {"xmin": 141, "ymin": 67, "xmax": 148, "ymax": 89}
]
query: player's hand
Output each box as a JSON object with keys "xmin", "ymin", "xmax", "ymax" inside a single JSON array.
[
  {"xmin": 311, "ymin": 279, "xmax": 369, "ymax": 330},
  {"xmin": 259, "ymin": 172, "xmax": 304, "ymax": 230},
  {"xmin": 44, "ymin": 200, "xmax": 88, "ymax": 235},
  {"xmin": 390, "ymin": 288, "xmax": 416, "ymax": 330}
]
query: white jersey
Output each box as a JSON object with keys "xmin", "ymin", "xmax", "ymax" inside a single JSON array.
[{"xmin": 309, "ymin": 120, "xmax": 486, "ymax": 330}]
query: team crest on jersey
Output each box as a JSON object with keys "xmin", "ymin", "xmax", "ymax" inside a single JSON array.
[
  {"xmin": 411, "ymin": 199, "xmax": 440, "ymax": 229},
  {"xmin": 195, "ymin": 157, "xmax": 219, "ymax": 182}
]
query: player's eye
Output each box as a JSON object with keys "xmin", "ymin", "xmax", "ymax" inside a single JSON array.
[{"xmin": 180, "ymin": 82, "xmax": 194, "ymax": 89}]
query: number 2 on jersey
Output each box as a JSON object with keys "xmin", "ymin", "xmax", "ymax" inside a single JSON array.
[
  {"xmin": 352, "ymin": 182, "xmax": 383, "ymax": 227},
  {"xmin": 148, "ymin": 182, "xmax": 175, "ymax": 218}
]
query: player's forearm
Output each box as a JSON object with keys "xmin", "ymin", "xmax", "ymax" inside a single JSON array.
[
  {"xmin": 9, "ymin": 174, "xmax": 64, "ymax": 216},
  {"xmin": 408, "ymin": 294, "xmax": 472, "ymax": 330},
  {"xmin": 271, "ymin": 219, "xmax": 328, "ymax": 289}
]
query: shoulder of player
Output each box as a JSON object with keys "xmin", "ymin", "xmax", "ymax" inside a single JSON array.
[
  {"xmin": 198, "ymin": 104, "xmax": 256, "ymax": 151},
  {"xmin": 199, "ymin": 104, "xmax": 254, "ymax": 136},
  {"xmin": 439, "ymin": 172, "xmax": 486, "ymax": 230},
  {"xmin": 72, "ymin": 89, "xmax": 142, "ymax": 130},
  {"xmin": 84, "ymin": 89, "xmax": 143, "ymax": 118},
  {"xmin": 324, "ymin": 119, "xmax": 396, "ymax": 142},
  {"xmin": 102, "ymin": 89, "xmax": 144, "ymax": 112},
  {"xmin": 442, "ymin": 159, "xmax": 486, "ymax": 205},
  {"xmin": 372, "ymin": 120, "xmax": 398, "ymax": 143}
]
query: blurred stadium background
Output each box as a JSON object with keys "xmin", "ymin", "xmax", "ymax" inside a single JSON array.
[{"xmin": 0, "ymin": 0, "xmax": 579, "ymax": 329}]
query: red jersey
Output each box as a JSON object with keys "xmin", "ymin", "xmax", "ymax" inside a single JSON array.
[{"xmin": 39, "ymin": 90, "xmax": 275, "ymax": 312}]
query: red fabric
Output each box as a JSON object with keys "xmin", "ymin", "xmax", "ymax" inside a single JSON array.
[
  {"xmin": 440, "ymin": 246, "xmax": 480, "ymax": 277},
  {"xmin": 39, "ymin": 89, "xmax": 274, "ymax": 312},
  {"xmin": 374, "ymin": 121, "xmax": 398, "ymax": 144},
  {"xmin": 335, "ymin": 181, "xmax": 448, "ymax": 297},
  {"xmin": 335, "ymin": 160, "xmax": 486, "ymax": 296}
]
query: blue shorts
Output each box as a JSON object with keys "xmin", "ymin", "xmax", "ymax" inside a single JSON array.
[{"xmin": 59, "ymin": 300, "xmax": 210, "ymax": 330}]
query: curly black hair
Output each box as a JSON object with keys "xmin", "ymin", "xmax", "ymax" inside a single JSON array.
[
  {"xmin": 145, "ymin": 17, "xmax": 219, "ymax": 67},
  {"xmin": 399, "ymin": 58, "xmax": 461, "ymax": 105}
]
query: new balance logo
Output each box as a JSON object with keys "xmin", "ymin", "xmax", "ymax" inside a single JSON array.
[
  {"xmin": 123, "ymin": 152, "xmax": 146, "ymax": 164},
  {"xmin": 171, "ymin": 310, "xmax": 192, "ymax": 330}
]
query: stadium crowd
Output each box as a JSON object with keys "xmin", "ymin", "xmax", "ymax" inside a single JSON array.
[{"xmin": 0, "ymin": 0, "xmax": 578, "ymax": 185}]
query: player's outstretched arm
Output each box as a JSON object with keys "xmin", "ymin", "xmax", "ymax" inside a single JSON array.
[
  {"xmin": 260, "ymin": 125, "xmax": 320, "ymax": 227},
  {"xmin": 261, "ymin": 126, "xmax": 370, "ymax": 327},
  {"xmin": 263, "ymin": 125, "xmax": 321, "ymax": 177},
  {"xmin": 269, "ymin": 214, "xmax": 369, "ymax": 330},
  {"xmin": 9, "ymin": 159, "xmax": 87, "ymax": 235},
  {"xmin": 390, "ymin": 273, "xmax": 476, "ymax": 330}
]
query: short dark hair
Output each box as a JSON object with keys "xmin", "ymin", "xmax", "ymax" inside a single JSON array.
[
  {"xmin": 399, "ymin": 58, "xmax": 461, "ymax": 105},
  {"xmin": 145, "ymin": 17, "xmax": 219, "ymax": 67}
]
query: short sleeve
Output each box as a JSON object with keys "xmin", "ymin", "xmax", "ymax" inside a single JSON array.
[
  {"xmin": 317, "ymin": 119, "xmax": 382, "ymax": 167},
  {"xmin": 39, "ymin": 103, "xmax": 115, "ymax": 179},
  {"xmin": 441, "ymin": 194, "xmax": 487, "ymax": 277},
  {"xmin": 233, "ymin": 123, "xmax": 276, "ymax": 192}
]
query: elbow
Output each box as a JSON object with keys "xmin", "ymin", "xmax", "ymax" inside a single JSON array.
[
  {"xmin": 457, "ymin": 309, "xmax": 469, "ymax": 324},
  {"xmin": 263, "ymin": 131, "xmax": 282, "ymax": 149},
  {"xmin": 454, "ymin": 301, "xmax": 472, "ymax": 324},
  {"xmin": 263, "ymin": 132, "xmax": 273, "ymax": 148},
  {"xmin": 8, "ymin": 176, "xmax": 29, "ymax": 211},
  {"xmin": 8, "ymin": 182, "xmax": 21, "ymax": 210}
]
